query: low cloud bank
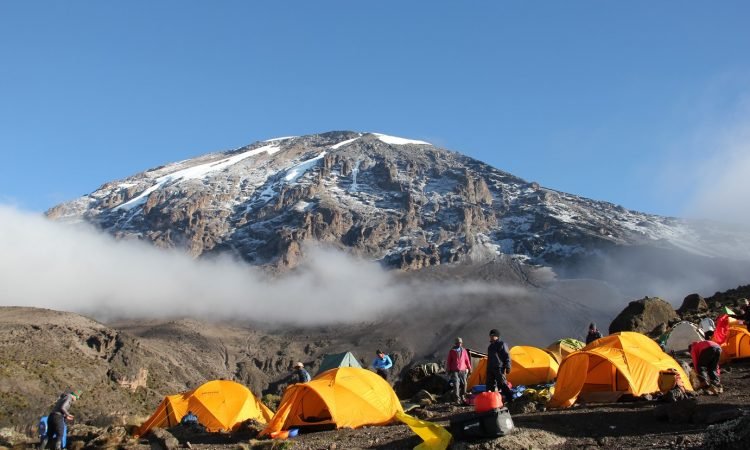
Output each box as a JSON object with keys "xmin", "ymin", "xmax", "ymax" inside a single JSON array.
[
  {"xmin": 685, "ymin": 125, "xmax": 750, "ymax": 227},
  {"xmin": 0, "ymin": 205, "xmax": 525, "ymax": 324}
]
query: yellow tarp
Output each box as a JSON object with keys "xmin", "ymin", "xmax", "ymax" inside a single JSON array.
[
  {"xmin": 261, "ymin": 367, "xmax": 403, "ymax": 436},
  {"xmin": 395, "ymin": 411, "xmax": 452, "ymax": 450},
  {"xmin": 467, "ymin": 346, "xmax": 559, "ymax": 388},
  {"xmin": 548, "ymin": 332, "xmax": 693, "ymax": 409},
  {"xmin": 136, "ymin": 380, "xmax": 273, "ymax": 436},
  {"xmin": 720, "ymin": 325, "xmax": 750, "ymax": 363}
]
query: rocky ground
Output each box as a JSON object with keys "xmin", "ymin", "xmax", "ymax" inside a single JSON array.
[
  {"xmin": 2, "ymin": 285, "xmax": 749, "ymax": 449},
  {"xmin": 2, "ymin": 358, "xmax": 749, "ymax": 450}
]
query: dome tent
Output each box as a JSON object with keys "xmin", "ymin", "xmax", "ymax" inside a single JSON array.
[
  {"xmin": 137, "ymin": 380, "xmax": 273, "ymax": 436},
  {"xmin": 719, "ymin": 325, "xmax": 750, "ymax": 363},
  {"xmin": 467, "ymin": 346, "xmax": 559, "ymax": 388},
  {"xmin": 659, "ymin": 321, "xmax": 704, "ymax": 353},
  {"xmin": 316, "ymin": 351, "xmax": 362, "ymax": 375},
  {"xmin": 549, "ymin": 332, "xmax": 693, "ymax": 409},
  {"xmin": 261, "ymin": 367, "xmax": 402, "ymax": 435},
  {"xmin": 546, "ymin": 338, "xmax": 585, "ymax": 364}
]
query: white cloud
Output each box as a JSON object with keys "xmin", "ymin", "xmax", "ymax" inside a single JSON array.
[
  {"xmin": 0, "ymin": 205, "xmax": 526, "ymax": 324},
  {"xmin": 683, "ymin": 119, "xmax": 750, "ymax": 226}
]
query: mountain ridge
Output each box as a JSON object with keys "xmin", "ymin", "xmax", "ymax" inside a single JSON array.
[{"xmin": 46, "ymin": 131, "xmax": 749, "ymax": 271}]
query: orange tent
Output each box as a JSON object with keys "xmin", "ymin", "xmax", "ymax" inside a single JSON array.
[
  {"xmin": 719, "ymin": 325, "xmax": 750, "ymax": 363},
  {"xmin": 261, "ymin": 367, "xmax": 402, "ymax": 435},
  {"xmin": 137, "ymin": 380, "xmax": 273, "ymax": 436},
  {"xmin": 548, "ymin": 332, "xmax": 693, "ymax": 409},
  {"xmin": 467, "ymin": 346, "xmax": 559, "ymax": 388}
]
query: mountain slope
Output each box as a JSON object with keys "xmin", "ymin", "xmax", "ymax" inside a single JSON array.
[{"xmin": 46, "ymin": 131, "xmax": 749, "ymax": 271}]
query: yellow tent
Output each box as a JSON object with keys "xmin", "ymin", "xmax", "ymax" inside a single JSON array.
[
  {"xmin": 137, "ymin": 380, "xmax": 273, "ymax": 436},
  {"xmin": 261, "ymin": 367, "xmax": 403, "ymax": 435},
  {"xmin": 467, "ymin": 346, "xmax": 559, "ymax": 388},
  {"xmin": 545, "ymin": 338, "xmax": 585, "ymax": 364},
  {"xmin": 548, "ymin": 332, "xmax": 693, "ymax": 409},
  {"xmin": 719, "ymin": 325, "xmax": 750, "ymax": 363}
]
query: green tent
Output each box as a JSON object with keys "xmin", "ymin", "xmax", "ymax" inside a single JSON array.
[{"xmin": 317, "ymin": 351, "xmax": 362, "ymax": 375}]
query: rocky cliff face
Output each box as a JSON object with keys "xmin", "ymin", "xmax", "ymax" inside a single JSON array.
[{"xmin": 46, "ymin": 131, "xmax": 744, "ymax": 271}]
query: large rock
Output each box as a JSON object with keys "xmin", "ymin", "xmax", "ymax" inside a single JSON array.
[
  {"xmin": 147, "ymin": 428, "xmax": 179, "ymax": 450},
  {"xmin": 609, "ymin": 297, "xmax": 679, "ymax": 334},
  {"xmin": 678, "ymin": 293, "xmax": 708, "ymax": 314}
]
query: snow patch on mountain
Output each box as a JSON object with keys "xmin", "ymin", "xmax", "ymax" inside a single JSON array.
[
  {"xmin": 284, "ymin": 151, "xmax": 327, "ymax": 183},
  {"xmin": 114, "ymin": 144, "xmax": 281, "ymax": 211},
  {"xmin": 331, "ymin": 137, "xmax": 361, "ymax": 149},
  {"xmin": 372, "ymin": 133, "xmax": 430, "ymax": 146},
  {"xmin": 264, "ymin": 136, "xmax": 297, "ymax": 142}
]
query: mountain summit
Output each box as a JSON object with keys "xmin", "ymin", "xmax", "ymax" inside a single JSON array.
[{"xmin": 47, "ymin": 131, "xmax": 746, "ymax": 270}]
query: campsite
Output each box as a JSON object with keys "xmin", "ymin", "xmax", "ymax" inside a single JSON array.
[
  {"xmin": 3, "ymin": 2, "xmax": 750, "ymax": 450},
  {"xmin": 2, "ymin": 286, "xmax": 750, "ymax": 449}
]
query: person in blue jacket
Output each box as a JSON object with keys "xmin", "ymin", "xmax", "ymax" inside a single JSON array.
[
  {"xmin": 292, "ymin": 362, "xmax": 311, "ymax": 383},
  {"xmin": 371, "ymin": 349, "xmax": 393, "ymax": 381}
]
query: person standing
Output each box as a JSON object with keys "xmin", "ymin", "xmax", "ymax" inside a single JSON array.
[
  {"xmin": 371, "ymin": 349, "xmax": 393, "ymax": 381},
  {"xmin": 41, "ymin": 390, "xmax": 80, "ymax": 450},
  {"xmin": 446, "ymin": 337, "xmax": 472, "ymax": 404},
  {"xmin": 689, "ymin": 330, "xmax": 722, "ymax": 394},
  {"xmin": 486, "ymin": 329, "xmax": 513, "ymax": 403},
  {"xmin": 585, "ymin": 323, "xmax": 603, "ymax": 345},
  {"xmin": 292, "ymin": 362, "xmax": 311, "ymax": 383}
]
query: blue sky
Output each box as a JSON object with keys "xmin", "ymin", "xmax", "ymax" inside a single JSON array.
[{"xmin": 1, "ymin": 1, "xmax": 749, "ymax": 218}]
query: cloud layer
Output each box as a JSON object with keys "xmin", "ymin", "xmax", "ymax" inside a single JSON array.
[{"xmin": 0, "ymin": 205, "xmax": 526, "ymax": 324}]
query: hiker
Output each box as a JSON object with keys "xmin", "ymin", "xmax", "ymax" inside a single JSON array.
[
  {"xmin": 292, "ymin": 362, "xmax": 311, "ymax": 383},
  {"xmin": 689, "ymin": 330, "xmax": 722, "ymax": 393},
  {"xmin": 728, "ymin": 299, "xmax": 750, "ymax": 328},
  {"xmin": 486, "ymin": 329, "xmax": 513, "ymax": 403},
  {"xmin": 180, "ymin": 410, "xmax": 199, "ymax": 426},
  {"xmin": 585, "ymin": 322, "xmax": 603, "ymax": 345},
  {"xmin": 371, "ymin": 349, "xmax": 393, "ymax": 381},
  {"xmin": 446, "ymin": 337, "xmax": 472, "ymax": 403},
  {"xmin": 40, "ymin": 390, "xmax": 80, "ymax": 450}
]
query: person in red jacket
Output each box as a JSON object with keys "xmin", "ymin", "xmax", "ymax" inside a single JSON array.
[
  {"xmin": 689, "ymin": 330, "xmax": 722, "ymax": 393},
  {"xmin": 446, "ymin": 337, "xmax": 472, "ymax": 403}
]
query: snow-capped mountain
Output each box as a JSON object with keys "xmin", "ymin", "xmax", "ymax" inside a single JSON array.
[{"xmin": 47, "ymin": 131, "xmax": 750, "ymax": 270}]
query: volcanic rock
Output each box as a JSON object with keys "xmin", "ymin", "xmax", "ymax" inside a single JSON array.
[
  {"xmin": 609, "ymin": 297, "xmax": 679, "ymax": 334},
  {"xmin": 678, "ymin": 293, "xmax": 708, "ymax": 314}
]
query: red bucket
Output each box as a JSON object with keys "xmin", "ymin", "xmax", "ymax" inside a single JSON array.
[{"xmin": 474, "ymin": 391, "xmax": 503, "ymax": 413}]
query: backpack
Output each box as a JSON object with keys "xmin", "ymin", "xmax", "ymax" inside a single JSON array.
[{"xmin": 39, "ymin": 416, "xmax": 48, "ymax": 438}]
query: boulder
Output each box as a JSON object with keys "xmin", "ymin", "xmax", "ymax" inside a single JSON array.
[
  {"xmin": 395, "ymin": 372, "xmax": 450, "ymax": 399},
  {"xmin": 83, "ymin": 427, "xmax": 128, "ymax": 450},
  {"xmin": 147, "ymin": 428, "xmax": 179, "ymax": 450},
  {"xmin": 678, "ymin": 294, "xmax": 708, "ymax": 314},
  {"xmin": 609, "ymin": 297, "xmax": 679, "ymax": 334},
  {"xmin": 413, "ymin": 389, "xmax": 437, "ymax": 406}
]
